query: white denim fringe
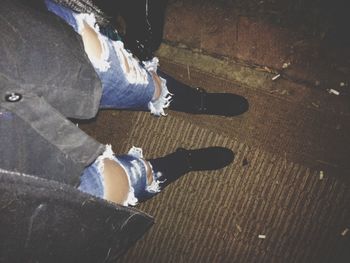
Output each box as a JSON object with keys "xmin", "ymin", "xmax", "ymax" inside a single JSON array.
[{"xmin": 144, "ymin": 58, "xmax": 173, "ymax": 116}]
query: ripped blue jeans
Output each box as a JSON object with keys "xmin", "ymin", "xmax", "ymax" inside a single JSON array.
[
  {"xmin": 45, "ymin": 0, "xmax": 169, "ymax": 205},
  {"xmin": 79, "ymin": 146, "xmax": 163, "ymax": 206}
]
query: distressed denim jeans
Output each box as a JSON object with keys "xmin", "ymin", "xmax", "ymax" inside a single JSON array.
[
  {"xmin": 79, "ymin": 146, "xmax": 162, "ymax": 206},
  {"xmin": 45, "ymin": 0, "xmax": 169, "ymax": 205}
]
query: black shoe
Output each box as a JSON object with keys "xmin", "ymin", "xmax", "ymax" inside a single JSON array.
[
  {"xmin": 158, "ymin": 71, "xmax": 249, "ymax": 117},
  {"xmin": 170, "ymin": 87, "xmax": 249, "ymax": 117},
  {"xmin": 148, "ymin": 147, "xmax": 234, "ymax": 188}
]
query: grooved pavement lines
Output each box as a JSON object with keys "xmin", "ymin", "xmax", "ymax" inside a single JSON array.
[
  {"xmin": 157, "ymin": 59, "xmax": 350, "ymax": 176},
  {"xmin": 120, "ymin": 112, "xmax": 350, "ymax": 263}
]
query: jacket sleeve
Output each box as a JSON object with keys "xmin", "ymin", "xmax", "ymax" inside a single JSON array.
[
  {"xmin": 0, "ymin": 170, "xmax": 154, "ymax": 263},
  {"xmin": 0, "ymin": 0, "xmax": 106, "ymax": 185},
  {"xmin": 0, "ymin": 0, "xmax": 102, "ymax": 120},
  {"xmin": 0, "ymin": 90, "xmax": 105, "ymax": 186}
]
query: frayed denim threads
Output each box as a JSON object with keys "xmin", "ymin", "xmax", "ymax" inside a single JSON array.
[
  {"xmin": 79, "ymin": 146, "xmax": 162, "ymax": 206},
  {"xmin": 45, "ymin": 0, "xmax": 172, "ymax": 116}
]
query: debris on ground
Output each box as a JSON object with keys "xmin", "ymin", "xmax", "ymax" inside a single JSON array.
[
  {"xmin": 236, "ymin": 224, "xmax": 242, "ymax": 232},
  {"xmin": 187, "ymin": 65, "xmax": 191, "ymax": 80},
  {"xmin": 282, "ymin": 62, "xmax": 291, "ymax": 69},
  {"xmin": 283, "ymin": 152, "xmax": 287, "ymax": 170},
  {"xmin": 319, "ymin": 171, "xmax": 324, "ymax": 180},
  {"xmin": 341, "ymin": 228, "xmax": 349, "ymax": 236},
  {"xmin": 272, "ymin": 74, "xmax": 281, "ymax": 81},
  {"xmin": 258, "ymin": 235, "xmax": 266, "ymax": 239},
  {"xmin": 263, "ymin": 66, "xmax": 274, "ymax": 73},
  {"xmin": 327, "ymin": 89, "xmax": 340, "ymax": 96},
  {"xmin": 311, "ymin": 102, "xmax": 320, "ymax": 108},
  {"xmin": 242, "ymin": 158, "xmax": 249, "ymax": 166},
  {"xmin": 339, "ymin": 82, "xmax": 346, "ymax": 87}
]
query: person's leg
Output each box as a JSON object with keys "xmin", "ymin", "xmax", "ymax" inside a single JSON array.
[
  {"xmin": 78, "ymin": 146, "xmax": 160, "ymax": 206},
  {"xmin": 78, "ymin": 16, "xmax": 171, "ymax": 116},
  {"xmin": 111, "ymin": 0, "xmax": 249, "ymax": 116},
  {"xmin": 79, "ymin": 145, "xmax": 234, "ymax": 205},
  {"xmin": 119, "ymin": 0, "xmax": 169, "ymax": 61},
  {"xmin": 45, "ymin": 0, "xmax": 171, "ymax": 116},
  {"xmin": 148, "ymin": 147, "xmax": 235, "ymax": 189},
  {"xmin": 78, "ymin": 146, "xmax": 135, "ymax": 205},
  {"xmin": 158, "ymin": 71, "xmax": 249, "ymax": 117},
  {"xmin": 101, "ymin": 159, "xmax": 130, "ymax": 204},
  {"xmin": 46, "ymin": 0, "xmax": 248, "ymax": 118}
]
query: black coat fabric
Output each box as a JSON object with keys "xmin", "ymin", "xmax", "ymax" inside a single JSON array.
[
  {"xmin": 0, "ymin": 0, "xmax": 102, "ymax": 119},
  {"xmin": 0, "ymin": 171, "xmax": 154, "ymax": 263},
  {"xmin": 0, "ymin": 0, "xmax": 105, "ymax": 185},
  {"xmin": 0, "ymin": 0, "xmax": 154, "ymax": 260}
]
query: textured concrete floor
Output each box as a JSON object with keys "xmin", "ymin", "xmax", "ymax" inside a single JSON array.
[
  {"xmin": 80, "ymin": 60, "xmax": 350, "ymax": 262},
  {"xmin": 80, "ymin": 1, "xmax": 350, "ymax": 262}
]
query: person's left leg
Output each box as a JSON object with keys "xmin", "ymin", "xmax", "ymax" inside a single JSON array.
[
  {"xmin": 46, "ymin": 0, "xmax": 249, "ymax": 118},
  {"xmin": 45, "ymin": 0, "xmax": 172, "ymax": 116},
  {"xmin": 158, "ymin": 71, "xmax": 249, "ymax": 117}
]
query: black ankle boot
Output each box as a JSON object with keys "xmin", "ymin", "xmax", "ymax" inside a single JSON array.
[
  {"xmin": 158, "ymin": 71, "xmax": 249, "ymax": 117},
  {"xmin": 148, "ymin": 147, "xmax": 234, "ymax": 188}
]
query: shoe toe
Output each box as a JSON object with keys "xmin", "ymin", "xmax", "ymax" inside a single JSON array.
[
  {"xmin": 223, "ymin": 94, "xmax": 249, "ymax": 116},
  {"xmin": 236, "ymin": 95, "xmax": 249, "ymax": 115},
  {"xmin": 207, "ymin": 93, "xmax": 249, "ymax": 116},
  {"xmin": 211, "ymin": 147, "xmax": 235, "ymax": 169},
  {"xmin": 186, "ymin": 147, "xmax": 234, "ymax": 171}
]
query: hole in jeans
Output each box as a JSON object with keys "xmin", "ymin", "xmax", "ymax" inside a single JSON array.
[
  {"xmin": 121, "ymin": 52, "xmax": 131, "ymax": 73},
  {"xmin": 81, "ymin": 21, "xmax": 103, "ymax": 62},
  {"xmin": 151, "ymin": 72, "xmax": 162, "ymax": 100},
  {"xmin": 102, "ymin": 159, "xmax": 130, "ymax": 205}
]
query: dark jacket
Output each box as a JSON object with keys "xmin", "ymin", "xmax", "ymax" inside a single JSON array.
[
  {"xmin": 0, "ymin": 0, "xmax": 104, "ymax": 185},
  {"xmin": 0, "ymin": 1, "xmax": 153, "ymax": 261}
]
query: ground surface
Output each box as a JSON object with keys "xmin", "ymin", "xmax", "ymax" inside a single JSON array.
[{"xmin": 81, "ymin": 1, "xmax": 350, "ymax": 262}]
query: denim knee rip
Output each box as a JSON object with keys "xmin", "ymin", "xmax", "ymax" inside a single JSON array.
[
  {"xmin": 75, "ymin": 14, "xmax": 172, "ymax": 116},
  {"xmin": 75, "ymin": 13, "xmax": 111, "ymax": 72},
  {"xmin": 79, "ymin": 145, "xmax": 162, "ymax": 206},
  {"xmin": 45, "ymin": 0, "xmax": 172, "ymax": 116},
  {"xmin": 144, "ymin": 58, "xmax": 173, "ymax": 116}
]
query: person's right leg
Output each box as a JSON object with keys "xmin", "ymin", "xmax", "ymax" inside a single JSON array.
[{"xmin": 79, "ymin": 146, "xmax": 235, "ymax": 205}]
